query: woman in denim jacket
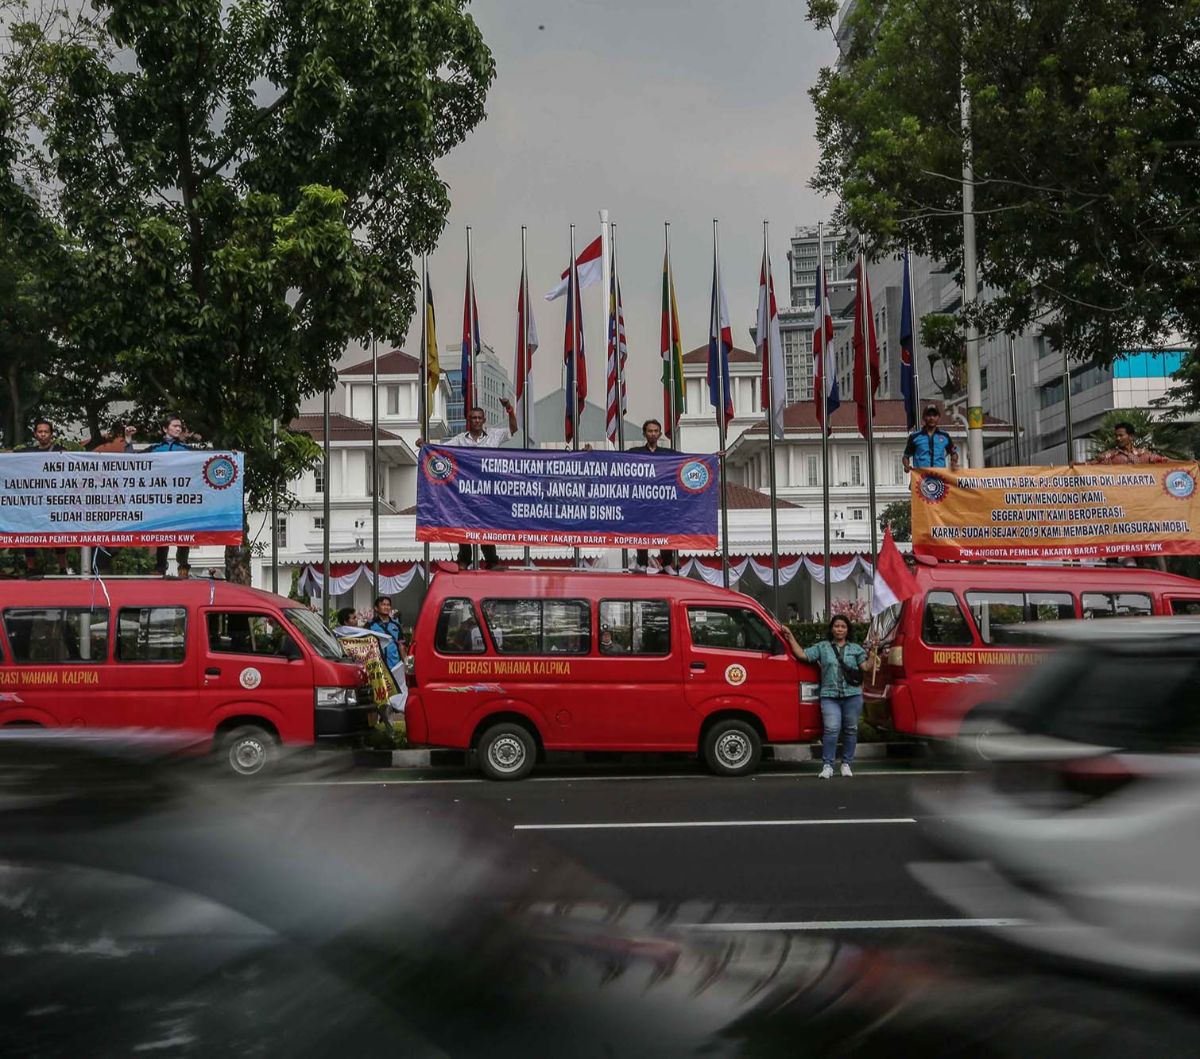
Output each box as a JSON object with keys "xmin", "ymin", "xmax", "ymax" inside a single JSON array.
[{"xmin": 782, "ymin": 616, "xmax": 877, "ymax": 779}]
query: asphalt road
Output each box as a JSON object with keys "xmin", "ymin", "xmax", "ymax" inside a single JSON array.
[{"xmin": 283, "ymin": 759, "xmax": 967, "ymax": 927}]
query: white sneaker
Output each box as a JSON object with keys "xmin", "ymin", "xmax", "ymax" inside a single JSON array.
[
  {"xmin": 840, "ymin": 763, "xmax": 853, "ymax": 777},
  {"xmin": 818, "ymin": 764, "xmax": 833, "ymax": 779}
]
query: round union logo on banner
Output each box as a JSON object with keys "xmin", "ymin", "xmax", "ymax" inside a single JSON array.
[
  {"xmin": 678, "ymin": 459, "xmax": 713, "ymax": 494},
  {"xmin": 422, "ymin": 450, "xmax": 458, "ymax": 486},
  {"xmin": 202, "ymin": 454, "xmax": 239, "ymax": 490},
  {"xmin": 918, "ymin": 473, "xmax": 950, "ymax": 505},
  {"xmin": 1163, "ymin": 468, "xmax": 1196, "ymax": 500}
]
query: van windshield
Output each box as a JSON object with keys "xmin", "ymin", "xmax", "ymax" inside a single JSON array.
[{"xmin": 284, "ymin": 607, "xmax": 347, "ymax": 661}]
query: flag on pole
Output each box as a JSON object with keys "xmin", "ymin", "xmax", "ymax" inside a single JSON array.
[
  {"xmin": 813, "ymin": 261, "xmax": 840, "ymax": 428},
  {"xmin": 660, "ymin": 251, "xmax": 685, "ymax": 439},
  {"xmin": 544, "ymin": 236, "xmax": 603, "ymax": 301},
  {"xmin": 852, "ymin": 259, "xmax": 880, "ymax": 438},
  {"xmin": 871, "ymin": 526, "xmax": 919, "ymax": 616},
  {"xmin": 605, "ymin": 263, "xmax": 628, "ymax": 444},
  {"xmin": 707, "ymin": 258, "xmax": 734, "ymax": 427},
  {"xmin": 461, "ymin": 263, "xmax": 481, "ymax": 408},
  {"xmin": 513, "ymin": 264, "xmax": 538, "ymax": 445},
  {"xmin": 899, "ymin": 250, "xmax": 917, "ymax": 431},
  {"xmin": 756, "ymin": 251, "xmax": 785, "ymax": 439},
  {"xmin": 420, "ymin": 266, "xmax": 440, "ymax": 425},
  {"xmin": 563, "ymin": 253, "xmax": 586, "ymax": 441}
]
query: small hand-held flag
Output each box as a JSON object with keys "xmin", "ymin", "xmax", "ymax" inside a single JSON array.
[{"xmin": 871, "ymin": 526, "xmax": 919, "ymax": 616}]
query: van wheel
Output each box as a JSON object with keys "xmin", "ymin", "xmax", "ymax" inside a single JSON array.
[
  {"xmin": 477, "ymin": 723, "xmax": 536, "ymax": 781},
  {"xmin": 220, "ymin": 725, "xmax": 277, "ymax": 777},
  {"xmin": 959, "ymin": 704, "xmax": 1008, "ymax": 761},
  {"xmin": 703, "ymin": 720, "xmax": 762, "ymax": 777}
]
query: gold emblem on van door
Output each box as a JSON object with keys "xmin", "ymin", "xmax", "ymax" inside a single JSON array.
[{"xmin": 724, "ymin": 663, "xmax": 748, "ymax": 686}]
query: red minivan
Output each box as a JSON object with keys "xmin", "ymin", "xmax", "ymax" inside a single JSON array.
[
  {"xmin": 404, "ymin": 568, "xmax": 822, "ymax": 779},
  {"xmin": 0, "ymin": 577, "xmax": 372, "ymax": 775},
  {"xmin": 865, "ymin": 560, "xmax": 1200, "ymax": 740}
]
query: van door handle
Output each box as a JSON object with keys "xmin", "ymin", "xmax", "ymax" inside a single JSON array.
[
  {"xmin": 205, "ymin": 667, "xmax": 221, "ymax": 677},
  {"xmin": 690, "ymin": 662, "xmax": 706, "ymax": 671}
]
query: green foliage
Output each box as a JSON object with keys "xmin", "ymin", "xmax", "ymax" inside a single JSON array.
[
  {"xmin": 2, "ymin": 0, "xmax": 494, "ymax": 576},
  {"xmin": 806, "ymin": 0, "xmax": 1200, "ymax": 370},
  {"xmin": 878, "ymin": 499, "xmax": 911, "ymax": 542}
]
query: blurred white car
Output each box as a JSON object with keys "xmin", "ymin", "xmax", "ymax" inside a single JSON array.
[{"xmin": 912, "ymin": 616, "xmax": 1200, "ymax": 983}]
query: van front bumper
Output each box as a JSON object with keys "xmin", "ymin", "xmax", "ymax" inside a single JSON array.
[{"xmin": 314, "ymin": 689, "xmax": 375, "ymax": 742}]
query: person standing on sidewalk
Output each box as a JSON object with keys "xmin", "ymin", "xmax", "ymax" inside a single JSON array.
[
  {"xmin": 782, "ymin": 616, "xmax": 876, "ymax": 779},
  {"xmin": 365, "ymin": 595, "xmax": 407, "ymax": 719},
  {"xmin": 148, "ymin": 415, "xmax": 194, "ymax": 577}
]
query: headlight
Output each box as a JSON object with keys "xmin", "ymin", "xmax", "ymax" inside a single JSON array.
[{"xmin": 315, "ymin": 686, "xmax": 354, "ymax": 706}]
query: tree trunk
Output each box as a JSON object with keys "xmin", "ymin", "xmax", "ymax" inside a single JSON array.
[
  {"xmin": 7, "ymin": 360, "xmax": 22, "ymax": 447},
  {"xmin": 224, "ymin": 543, "xmax": 252, "ymax": 584}
]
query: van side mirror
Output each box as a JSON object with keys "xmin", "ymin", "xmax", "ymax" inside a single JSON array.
[{"xmin": 280, "ymin": 638, "xmax": 304, "ymax": 662}]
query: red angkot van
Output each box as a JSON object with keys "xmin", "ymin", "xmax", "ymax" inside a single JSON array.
[
  {"xmin": 0, "ymin": 578, "xmax": 372, "ymax": 775},
  {"xmin": 865, "ymin": 560, "xmax": 1200, "ymax": 739},
  {"xmin": 405, "ymin": 568, "xmax": 822, "ymax": 779}
]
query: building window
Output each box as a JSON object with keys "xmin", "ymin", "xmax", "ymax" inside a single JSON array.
[
  {"xmin": 851, "ymin": 508, "xmax": 865, "ymax": 520},
  {"xmin": 386, "ymin": 386, "xmax": 400, "ymax": 416},
  {"xmin": 980, "ymin": 366, "xmax": 989, "ymax": 392},
  {"xmin": 313, "ymin": 517, "xmax": 324, "ymax": 531},
  {"xmin": 313, "ymin": 466, "xmax": 324, "ymax": 494},
  {"xmin": 894, "ymin": 454, "xmax": 906, "ymax": 484},
  {"xmin": 274, "ymin": 517, "xmax": 287, "ymax": 548},
  {"xmin": 849, "ymin": 453, "xmax": 863, "ymax": 486},
  {"xmin": 806, "ymin": 454, "xmax": 819, "ymax": 487}
]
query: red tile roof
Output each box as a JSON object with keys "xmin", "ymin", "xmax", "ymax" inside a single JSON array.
[
  {"xmin": 289, "ymin": 413, "xmax": 405, "ymax": 443},
  {"xmin": 725, "ymin": 482, "xmax": 797, "ymax": 509},
  {"xmin": 340, "ymin": 350, "xmax": 420, "ymax": 376},
  {"xmin": 681, "ymin": 344, "xmax": 759, "ymax": 364},
  {"xmin": 738, "ymin": 399, "xmax": 1010, "ymax": 435}
]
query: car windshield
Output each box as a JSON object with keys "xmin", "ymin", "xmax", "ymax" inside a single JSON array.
[{"xmin": 284, "ymin": 607, "xmax": 347, "ymax": 661}]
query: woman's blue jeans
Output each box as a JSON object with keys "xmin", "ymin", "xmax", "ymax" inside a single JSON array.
[{"xmin": 820, "ymin": 694, "xmax": 863, "ymax": 767}]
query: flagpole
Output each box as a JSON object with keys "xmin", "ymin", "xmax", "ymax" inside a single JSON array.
[
  {"xmin": 665, "ymin": 222, "xmax": 680, "ymax": 452},
  {"xmin": 763, "ymin": 220, "xmax": 780, "ymax": 618},
  {"xmin": 521, "ymin": 226, "xmax": 533, "ymax": 569},
  {"xmin": 420, "ymin": 254, "xmax": 431, "ymax": 593},
  {"xmin": 466, "ymin": 226, "xmax": 477, "ymax": 408},
  {"xmin": 859, "ymin": 242, "xmax": 879, "ymax": 598},
  {"xmin": 270, "ymin": 417, "xmax": 279, "ymax": 593},
  {"xmin": 714, "ymin": 218, "xmax": 730, "ymax": 590},
  {"xmin": 321, "ymin": 388, "xmax": 331, "ymax": 625},
  {"xmin": 371, "ymin": 335, "xmax": 380, "ymax": 594},
  {"xmin": 818, "ymin": 223, "xmax": 832, "ymax": 621},
  {"xmin": 1008, "ymin": 334, "xmax": 1021, "ymax": 463},
  {"xmin": 906, "ymin": 247, "xmax": 921, "ymax": 415},
  {"xmin": 600, "ymin": 208, "xmax": 610, "ymax": 437},
  {"xmin": 612, "ymin": 222, "xmax": 629, "ymax": 572},
  {"xmin": 569, "ymin": 223, "xmax": 581, "ymax": 568}
]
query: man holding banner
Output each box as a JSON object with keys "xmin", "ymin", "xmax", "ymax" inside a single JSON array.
[{"xmin": 628, "ymin": 418, "xmax": 678, "ymax": 574}]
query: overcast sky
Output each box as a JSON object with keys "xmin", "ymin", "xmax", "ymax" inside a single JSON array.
[{"xmin": 398, "ymin": 0, "xmax": 837, "ymax": 423}]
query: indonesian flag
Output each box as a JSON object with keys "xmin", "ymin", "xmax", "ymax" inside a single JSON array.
[
  {"xmin": 544, "ymin": 236, "xmax": 602, "ymax": 301},
  {"xmin": 513, "ymin": 264, "xmax": 538, "ymax": 444},
  {"xmin": 756, "ymin": 249, "xmax": 785, "ymax": 440},
  {"xmin": 871, "ymin": 527, "xmax": 919, "ymax": 616},
  {"xmin": 707, "ymin": 258, "xmax": 734, "ymax": 427},
  {"xmin": 605, "ymin": 262, "xmax": 628, "ymax": 443},
  {"xmin": 813, "ymin": 260, "xmax": 839, "ymax": 428},
  {"xmin": 852, "ymin": 257, "xmax": 880, "ymax": 439}
]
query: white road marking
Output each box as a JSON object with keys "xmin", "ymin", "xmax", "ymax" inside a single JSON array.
[
  {"xmin": 690, "ymin": 918, "xmax": 1026, "ymax": 932},
  {"xmin": 285, "ymin": 769, "xmax": 964, "ymax": 788},
  {"xmin": 513, "ymin": 818, "xmax": 916, "ymax": 831}
]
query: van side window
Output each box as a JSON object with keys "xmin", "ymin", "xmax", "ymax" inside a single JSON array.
[
  {"xmin": 965, "ymin": 591, "xmax": 1074, "ymax": 645},
  {"xmin": 1082, "ymin": 592, "xmax": 1152, "ymax": 619},
  {"xmin": 687, "ymin": 607, "xmax": 778, "ymax": 652},
  {"xmin": 481, "ymin": 599, "xmax": 591, "ymax": 655},
  {"xmin": 3, "ymin": 608, "xmax": 109, "ymax": 664},
  {"xmin": 921, "ymin": 592, "xmax": 973, "ymax": 646},
  {"xmin": 599, "ymin": 600, "xmax": 671, "ymax": 655},
  {"xmin": 1170, "ymin": 599, "xmax": 1200, "ymax": 616},
  {"xmin": 118, "ymin": 608, "xmax": 187, "ymax": 663},
  {"xmin": 435, "ymin": 598, "xmax": 487, "ymax": 654},
  {"xmin": 207, "ymin": 612, "xmax": 296, "ymax": 657}
]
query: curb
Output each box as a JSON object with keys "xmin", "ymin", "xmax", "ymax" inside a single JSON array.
[{"xmin": 353, "ymin": 743, "xmax": 925, "ymax": 770}]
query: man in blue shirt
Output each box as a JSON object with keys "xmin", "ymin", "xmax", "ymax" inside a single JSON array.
[
  {"xmin": 366, "ymin": 595, "xmax": 405, "ymax": 672},
  {"xmin": 148, "ymin": 415, "xmax": 193, "ymax": 576},
  {"xmin": 903, "ymin": 406, "xmax": 960, "ymax": 473}
]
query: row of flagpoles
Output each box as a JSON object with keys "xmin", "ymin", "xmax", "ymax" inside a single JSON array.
[{"xmin": 395, "ymin": 219, "xmax": 925, "ymax": 617}]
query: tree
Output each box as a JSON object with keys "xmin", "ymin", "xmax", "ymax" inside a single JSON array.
[
  {"xmin": 806, "ymin": 0, "xmax": 1200, "ymax": 370},
  {"xmin": 878, "ymin": 499, "xmax": 911, "ymax": 543},
  {"xmin": 6, "ymin": 0, "xmax": 494, "ymax": 579}
]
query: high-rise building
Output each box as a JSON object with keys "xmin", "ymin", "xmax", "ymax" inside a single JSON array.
[
  {"xmin": 442, "ymin": 342, "xmax": 510, "ymax": 436},
  {"xmin": 778, "ymin": 224, "xmax": 847, "ymax": 404}
]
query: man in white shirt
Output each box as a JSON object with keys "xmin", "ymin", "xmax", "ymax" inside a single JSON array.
[{"xmin": 427, "ymin": 399, "xmax": 518, "ymax": 569}]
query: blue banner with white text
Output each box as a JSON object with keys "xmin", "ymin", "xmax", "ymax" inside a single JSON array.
[{"xmin": 416, "ymin": 447, "xmax": 718, "ymax": 549}]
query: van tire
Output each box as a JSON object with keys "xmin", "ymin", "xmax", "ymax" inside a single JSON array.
[
  {"xmin": 702, "ymin": 719, "xmax": 762, "ymax": 777},
  {"xmin": 220, "ymin": 725, "xmax": 277, "ymax": 778},
  {"xmin": 960, "ymin": 703, "xmax": 1008, "ymax": 761},
  {"xmin": 477, "ymin": 722, "xmax": 536, "ymax": 781}
]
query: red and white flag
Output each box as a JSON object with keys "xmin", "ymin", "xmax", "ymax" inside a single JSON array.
[
  {"xmin": 871, "ymin": 527, "xmax": 919, "ymax": 616},
  {"xmin": 813, "ymin": 260, "xmax": 839, "ymax": 428},
  {"xmin": 605, "ymin": 262, "xmax": 628, "ymax": 444},
  {"xmin": 513, "ymin": 263, "xmax": 539, "ymax": 444},
  {"xmin": 544, "ymin": 236, "xmax": 602, "ymax": 301},
  {"xmin": 756, "ymin": 250, "xmax": 785, "ymax": 439}
]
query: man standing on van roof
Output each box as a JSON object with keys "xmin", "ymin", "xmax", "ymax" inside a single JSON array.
[
  {"xmin": 1090, "ymin": 421, "xmax": 1169, "ymax": 465},
  {"xmin": 628, "ymin": 418, "xmax": 678, "ymax": 575},
  {"xmin": 148, "ymin": 415, "xmax": 194, "ymax": 578},
  {"xmin": 903, "ymin": 406, "xmax": 960, "ymax": 474},
  {"xmin": 433, "ymin": 399, "xmax": 518, "ymax": 570},
  {"xmin": 22, "ymin": 419, "xmax": 69, "ymax": 577}
]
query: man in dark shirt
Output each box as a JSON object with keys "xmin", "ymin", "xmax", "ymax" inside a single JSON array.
[{"xmin": 627, "ymin": 418, "xmax": 677, "ymax": 574}]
